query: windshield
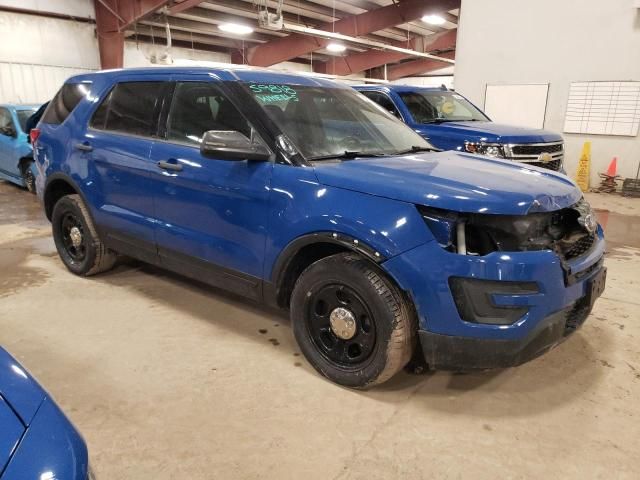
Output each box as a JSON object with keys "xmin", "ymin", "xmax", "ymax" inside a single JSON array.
[
  {"xmin": 398, "ymin": 91, "xmax": 489, "ymax": 124},
  {"xmin": 16, "ymin": 109, "xmax": 37, "ymax": 132},
  {"xmin": 243, "ymin": 83, "xmax": 431, "ymax": 160}
]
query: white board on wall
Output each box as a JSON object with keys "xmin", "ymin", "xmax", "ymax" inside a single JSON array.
[
  {"xmin": 563, "ymin": 81, "xmax": 640, "ymax": 136},
  {"xmin": 484, "ymin": 84, "xmax": 549, "ymax": 129}
]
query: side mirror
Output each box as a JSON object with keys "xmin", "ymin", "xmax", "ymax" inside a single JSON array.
[{"xmin": 200, "ymin": 130, "xmax": 271, "ymax": 162}]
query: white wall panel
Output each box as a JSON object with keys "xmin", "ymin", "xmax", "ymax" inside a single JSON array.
[
  {"xmin": 0, "ymin": 0, "xmax": 94, "ymax": 18},
  {"xmin": 0, "ymin": 62, "xmax": 93, "ymax": 103},
  {"xmin": 0, "ymin": 11, "xmax": 98, "ymax": 103}
]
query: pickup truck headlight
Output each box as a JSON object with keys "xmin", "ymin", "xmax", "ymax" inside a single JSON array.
[{"xmin": 464, "ymin": 142, "xmax": 505, "ymax": 158}]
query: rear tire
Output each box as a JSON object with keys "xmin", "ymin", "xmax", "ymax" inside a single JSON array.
[
  {"xmin": 51, "ymin": 194, "xmax": 116, "ymax": 276},
  {"xmin": 290, "ymin": 252, "xmax": 416, "ymax": 388}
]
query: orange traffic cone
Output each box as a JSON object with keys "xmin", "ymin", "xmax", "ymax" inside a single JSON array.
[
  {"xmin": 606, "ymin": 157, "xmax": 618, "ymax": 177},
  {"xmin": 594, "ymin": 157, "xmax": 622, "ymax": 193}
]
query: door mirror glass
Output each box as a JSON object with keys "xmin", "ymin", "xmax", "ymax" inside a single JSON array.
[{"xmin": 200, "ymin": 130, "xmax": 271, "ymax": 161}]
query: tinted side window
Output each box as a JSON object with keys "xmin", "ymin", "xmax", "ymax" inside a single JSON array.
[
  {"xmin": 90, "ymin": 89, "xmax": 112, "ymax": 129},
  {"xmin": 0, "ymin": 108, "xmax": 13, "ymax": 134},
  {"xmin": 97, "ymin": 82, "xmax": 165, "ymax": 137},
  {"xmin": 361, "ymin": 91, "xmax": 401, "ymax": 118},
  {"xmin": 42, "ymin": 83, "xmax": 90, "ymax": 125},
  {"xmin": 167, "ymin": 82, "xmax": 251, "ymax": 145}
]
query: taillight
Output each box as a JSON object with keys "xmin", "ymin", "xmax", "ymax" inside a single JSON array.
[{"xmin": 30, "ymin": 128, "xmax": 41, "ymax": 144}]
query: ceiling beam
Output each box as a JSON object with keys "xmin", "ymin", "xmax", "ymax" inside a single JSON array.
[
  {"xmin": 244, "ymin": 0, "xmax": 460, "ymax": 67},
  {"xmin": 94, "ymin": 0, "xmax": 172, "ymax": 68},
  {"xmin": 169, "ymin": 0, "xmax": 205, "ymax": 15},
  {"xmin": 316, "ymin": 28, "xmax": 456, "ymax": 76},
  {"xmin": 385, "ymin": 51, "xmax": 456, "ymax": 81}
]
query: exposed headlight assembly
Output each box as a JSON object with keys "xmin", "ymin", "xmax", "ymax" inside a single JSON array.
[
  {"xmin": 417, "ymin": 199, "xmax": 597, "ymax": 260},
  {"xmin": 464, "ymin": 141, "xmax": 505, "ymax": 158}
]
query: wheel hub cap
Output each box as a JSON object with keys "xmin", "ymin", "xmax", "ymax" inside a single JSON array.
[
  {"xmin": 69, "ymin": 227, "xmax": 83, "ymax": 248},
  {"xmin": 329, "ymin": 307, "xmax": 357, "ymax": 340}
]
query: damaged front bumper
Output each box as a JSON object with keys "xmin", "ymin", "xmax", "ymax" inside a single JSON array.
[{"xmin": 383, "ymin": 225, "xmax": 606, "ymax": 370}]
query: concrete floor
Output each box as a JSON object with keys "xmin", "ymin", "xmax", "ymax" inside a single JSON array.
[{"xmin": 0, "ymin": 180, "xmax": 639, "ymax": 479}]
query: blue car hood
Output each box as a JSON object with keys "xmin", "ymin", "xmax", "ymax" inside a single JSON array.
[
  {"xmin": 0, "ymin": 347, "xmax": 45, "ymax": 425},
  {"xmin": 312, "ymin": 151, "xmax": 581, "ymax": 215},
  {"xmin": 415, "ymin": 121, "xmax": 562, "ymax": 144}
]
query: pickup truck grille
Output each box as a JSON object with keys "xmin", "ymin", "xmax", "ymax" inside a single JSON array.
[{"xmin": 504, "ymin": 142, "xmax": 564, "ymax": 171}]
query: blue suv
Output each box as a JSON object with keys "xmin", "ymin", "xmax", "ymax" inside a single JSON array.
[
  {"xmin": 355, "ymin": 85, "xmax": 565, "ymax": 172},
  {"xmin": 35, "ymin": 67, "xmax": 605, "ymax": 388}
]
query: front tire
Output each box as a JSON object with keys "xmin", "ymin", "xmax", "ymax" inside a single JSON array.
[
  {"xmin": 290, "ymin": 253, "xmax": 416, "ymax": 388},
  {"xmin": 51, "ymin": 194, "xmax": 116, "ymax": 276}
]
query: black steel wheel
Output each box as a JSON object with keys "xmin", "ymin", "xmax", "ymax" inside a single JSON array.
[
  {"xmin": 22, "ymin": 165, "xmax": 36, "ymax": 193},
  {"xmin": 306, "ymin": 284, "xmax": 377, "ymax": 367},
  {"xmin": 52, "ymin": 194, "xmax": 116, "ymax": 276},
  {"xmin": 60, "ymin": 212, "xmax": 87, "ymax": 264},
  {"xmin": 291, "ymin": 252, "xmax": 416, "ymax": 388}
]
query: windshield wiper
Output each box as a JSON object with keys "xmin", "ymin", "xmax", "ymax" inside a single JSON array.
[
  {"xmin": 310, "ymin": 151, "xmax": 385, "ymax": 161},
  {"xmin": 394, "ymin": 145, "xmax": 440, "ymax": 155}
]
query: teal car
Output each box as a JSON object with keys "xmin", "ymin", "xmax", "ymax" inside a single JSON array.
[{"xmin": 0, "ymin": 104, "xmax": 39, "ymax": 192}]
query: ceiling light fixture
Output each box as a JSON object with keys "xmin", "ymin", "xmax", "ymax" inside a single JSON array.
[
  {"xmin": 422, "ymin": 14, "xmax": 446, "ymax": 25},
  {"xmin": 326, "ymin": 42, "xmax": 346, "ymax": 53},
  {"xmin": 218, "ymin": 23, "xmax": 254, "ymax": 35}
]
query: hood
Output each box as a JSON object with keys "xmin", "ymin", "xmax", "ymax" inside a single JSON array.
[
  {"xmin": 415, "ymin": 121, "xmax": 562, "ymax": 144},
  {"xmin": 312, "ymin": 151, "xmax": 581, "ymax": 215},
  {"xmin": 0, "ymin": 347, "xmax": 45, "ymax": 425}
]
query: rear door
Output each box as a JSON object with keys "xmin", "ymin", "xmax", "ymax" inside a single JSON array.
[
  {"xmin": 148, "ymin": 76, "xmax": 274, "ymax": 298},
  {"xmin": 82, "ymin": 77, "xmax": 171, "ymax": 263}
]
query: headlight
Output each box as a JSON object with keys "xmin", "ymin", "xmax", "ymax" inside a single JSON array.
[{"xmin": 464, "ymin": 142, "xmax": 505, "ymax": 158}]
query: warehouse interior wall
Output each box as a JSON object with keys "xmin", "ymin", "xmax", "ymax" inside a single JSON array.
[
  {"xmin": 0, "ymin": 2, "xmax": 314, "ymax": 103},
  {"xmin": 0, "ymin": 9, "xmax": 99, "ymax": 103},
  {"xmin": 455, "ymin": 0, "xmax": 640, "ymax": 185}
]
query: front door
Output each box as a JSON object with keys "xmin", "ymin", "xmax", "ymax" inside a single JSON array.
[{"xmin": 148, "ymin": 78, "xmax": 274, "ymax": 299}]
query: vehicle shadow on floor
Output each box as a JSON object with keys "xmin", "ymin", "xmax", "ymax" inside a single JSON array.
[{"xmin": 92, "ymin": 257, "xmax": 611, "ymax": 415}]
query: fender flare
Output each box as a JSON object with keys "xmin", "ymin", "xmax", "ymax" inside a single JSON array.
[
  {"xmin": 270, "ymin": 231, "xmax": 387, "ymax": 287},
  {"xmin": 43, "ymin": 172, "xmax": 93, "ymax": 221}
]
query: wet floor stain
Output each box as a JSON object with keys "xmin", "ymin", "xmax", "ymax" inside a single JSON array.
[
  {"xmin": 600, "ymin": 360, "xmax": 615, "ymax": 369},
  {"xmin": 595, "ymin": 209, "xmax": 640, "ymax": 249},
  {"xmin": 0, "ymin": 181, "xmax": 48, "ymax": 227},
  {"xmin": 0, "ymin": 242, "xmax": 50, "ymax": 298}
]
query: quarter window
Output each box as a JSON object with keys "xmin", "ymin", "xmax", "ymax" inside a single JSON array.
[
  {"xmin": 167, "ymin": 82, "xmax": 251, "ymax": 145},
  {"xmin": 42, "ymin": 83, "xmax": 90, "ymax": 125}
]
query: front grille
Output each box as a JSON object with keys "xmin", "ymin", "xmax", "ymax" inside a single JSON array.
[
  {"xmin": 511, "ymin": 143, "xmax": 563, "ymax": 155},
  {"xmin": 505, "ymin": 142, "xmax": 564, "ymax": 171},
  {"xmin": 564, "ymin": 298, "xmax": 591, "ymax": 334},
  {"xmin": 564, "ymin": 234, "xmax": 595, "ymax": 260},
  {"xmin": 525, "ymin": 159, "xmax": 562, "ymax": 171}
]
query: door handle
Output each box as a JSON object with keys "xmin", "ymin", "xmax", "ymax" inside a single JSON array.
[
  {"xmin": 75, "ymin": 142, "xmax": 93, "ymax": 152},
  {"xmin": 157, "ymin": 160, "xmax": 183, "ymax": 172}
]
